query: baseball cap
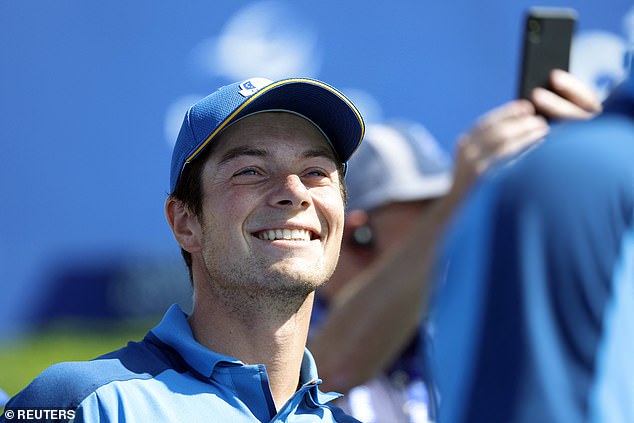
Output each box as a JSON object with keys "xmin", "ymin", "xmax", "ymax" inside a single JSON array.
[
  {"xmin": 170, "ymin": 77, "xmax": 365, "ymax": 193},
  {"xmin": 345, "ymin": 120, "xmax": 453, "ymax": 211}
]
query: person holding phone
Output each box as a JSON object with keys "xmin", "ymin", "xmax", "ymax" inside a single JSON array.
[{"xmin": 428, "ymin": 73, "xmax": 634, "ymax": 423}]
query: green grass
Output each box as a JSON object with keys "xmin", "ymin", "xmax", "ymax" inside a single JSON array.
[{"xmin": 0, "ymin": 320, "xmax": 154, "ymax": 400}]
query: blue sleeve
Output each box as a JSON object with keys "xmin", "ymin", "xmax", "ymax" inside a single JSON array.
[
  {"xmin": 1, "ymin": 339, "xmax": 161, "ymax": 423},
  {"xmin": 3, "ymin": 361, "xmax": 100, "ymax": 411}
]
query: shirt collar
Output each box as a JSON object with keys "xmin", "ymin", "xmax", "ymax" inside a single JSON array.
[
  {"xmin": 299, "ymin": 347, "xmax": 319, "ymax": 385},
  {"xmin": 297, "ymin": 348, "xmax": 342, "ymax": 404},
  {"xmin": 151, "ymin": 303, "xmax": 331, "ymax": 392},
  {"xmin": 150, "ymin": 304, "xmax": 242, "ymax": 377}
]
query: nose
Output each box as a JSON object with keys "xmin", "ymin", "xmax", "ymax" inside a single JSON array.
[{"xmin": 269, "ymin": 174, "xmax": 312, "ymax": 209}]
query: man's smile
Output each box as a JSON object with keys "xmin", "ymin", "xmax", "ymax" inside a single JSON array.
[{"xmin": 253, "ymin": 228, "xmax": 319, "ymax": 242}]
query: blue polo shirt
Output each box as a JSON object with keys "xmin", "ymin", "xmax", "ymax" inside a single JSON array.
[
  {"xmin": 428, "ymin": 76, "xmax": 634, "ymax": 423},
  {"xmin": 2, "ymin": 304, "xmax": 360, "ymax": 422}
]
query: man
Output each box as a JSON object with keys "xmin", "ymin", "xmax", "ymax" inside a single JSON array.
[
  {"xmin": 428, "ymin": 75, "xmax": 634, "ymax": 422},
  {"xmin": 1, "ymin": 77, "xmax": 365, "ymax": 422},
  {"xmin": 309, "ymin": 69, "xmax": 601, "ymax": 423}
]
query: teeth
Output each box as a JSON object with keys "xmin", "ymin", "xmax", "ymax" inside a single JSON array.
[{"xmin": 258, "ymin": 229, "xmax": 312, "ymax": 241}]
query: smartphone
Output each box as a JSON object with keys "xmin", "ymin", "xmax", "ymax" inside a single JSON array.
[{"xmin": 518, "ymin": 7, "xmax": 577, "ymax": 99}]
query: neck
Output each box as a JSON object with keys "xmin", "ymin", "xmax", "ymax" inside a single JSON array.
[{"xmin": 188, "ymin": 281, "xmax": 315, "ymax": 410}]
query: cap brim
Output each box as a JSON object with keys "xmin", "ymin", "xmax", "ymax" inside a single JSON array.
[{"xmin": 186, "ymin": 78, "xmax": 365, "ymax": 165}]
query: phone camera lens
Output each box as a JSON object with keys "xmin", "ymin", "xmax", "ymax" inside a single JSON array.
[{"xmin": 528, "ymin": 19, "xmax": 541, "ymax": 43}]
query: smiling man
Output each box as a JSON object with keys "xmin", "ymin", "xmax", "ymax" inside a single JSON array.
[{"xmin": 1, "ymin": 77, "xmax": 365, "ymax": 422}]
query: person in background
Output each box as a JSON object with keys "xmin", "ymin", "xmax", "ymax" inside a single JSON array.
[
  {"xmin": 309, "ymin": 69, "xmax": 601, "ymax": 423},
  {"xmin": 310, "ymin": 120, "xmax": 453, "ymax": 423},
  {"xmin": 428, "ymin": 74, "xmax": 634, "ymax": 422}
]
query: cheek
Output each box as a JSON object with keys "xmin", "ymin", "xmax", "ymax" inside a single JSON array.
[
  {"xmin": 206, "ymin": 183, "xmax": 258, "ymax": 212},
  {"xmin": 319, "ymin": 192, "xmax": 346, "ymax": 238},
  {"xmin": 200, "ymin": 193, "xmax": 250, "ymax": 235}
]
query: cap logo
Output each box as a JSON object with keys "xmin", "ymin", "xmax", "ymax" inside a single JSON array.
[{"xmin": 238, "ymin": 77, "xmax": 273, "ymax": 97}]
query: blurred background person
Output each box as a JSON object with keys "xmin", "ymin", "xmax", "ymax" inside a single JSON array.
[
  {"xmin": 309, "ymin": 69, "xmax": 601, "ymax": 423},
  {"xmin": 427, "ymin": 72, "xmax": 633, "ymax": 423},
  {"xmin": 310, "ymin": 119, "xmax": 453, "ymax": 423}
]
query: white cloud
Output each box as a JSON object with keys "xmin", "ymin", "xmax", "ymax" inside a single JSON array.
[{"xmin": 190, "ymin": 0, "xmax": 322, "ymax": 81}]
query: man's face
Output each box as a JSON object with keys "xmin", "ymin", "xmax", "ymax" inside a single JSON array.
[{"xmin": 195, "ymin": 111, "xmax": 345, "ymax": 297}]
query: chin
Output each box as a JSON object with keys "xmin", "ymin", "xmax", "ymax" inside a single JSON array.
[{"xmin": 265, "ymin": 263, "xmax": 330, "ymax": 292}]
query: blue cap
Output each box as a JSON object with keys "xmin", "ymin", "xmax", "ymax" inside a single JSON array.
[{"xmin": 170, "ymin": 77, "xmax": 365, "ymax": 193}]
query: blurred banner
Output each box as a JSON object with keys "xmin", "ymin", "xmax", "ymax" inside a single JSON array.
[{"xmin": 1, "ymin": 0, "xmax": 632, "ymax": 341}]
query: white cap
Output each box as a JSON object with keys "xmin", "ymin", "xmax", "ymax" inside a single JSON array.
[{"xmin": 345, "ymin": 120, "xmax": 452, "ymax": 211}]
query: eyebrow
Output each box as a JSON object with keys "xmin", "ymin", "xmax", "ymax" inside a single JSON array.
[
  {"xmin": 217, "ymin": 146, "xmax": 267, "ymax": 166},
  {"xmin": 217, "ymin": 145, "xmax": 339, "ymax": 166},
  {"xmin": 302, "ymin": 146, "xmax": 339, "ymax": 163}
]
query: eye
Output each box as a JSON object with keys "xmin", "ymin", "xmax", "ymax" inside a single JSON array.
[
  {"xmin": 304, "ymin": 168, "xmax": 329, "ymax": 178},
  {"xmin": 234, "ymin": 167, "xmax": 261, "ymax": 177},
  {"xmin": 230, "ymin": 167, "xmax": 267, "ymax": 185}
]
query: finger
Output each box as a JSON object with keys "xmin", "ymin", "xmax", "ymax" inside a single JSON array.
[
  {"xmin": 466, "ymin": 102, "xmax": 540, "ymax": 152},
  {"xmin": 476, "ymin": 133, "xmax": 547, "ymax": 175},
  {"xmin": 494, "ymin": 129, "xmax": 547, "ymax": 159},
  {"xmin": 531, "ymin": 87, "xmax": 597, "ymax": 120},
  {"xmin": 475, "ymin": 99, "xmax": 536, "ymax": 131},
  {"xmin": 457, "ymin": 114, "xmax": 548, "ymax": 181},
  {"xmin": 469, "ymin": 114, "xmax": 548, "ymax": 156},
  {"xmin": 481, "ymin": 122, "xmax": 548, "ymax": 163},
  {"xmin": 549, "ymin": 69, "xmax": 602, "ymax": 113}
]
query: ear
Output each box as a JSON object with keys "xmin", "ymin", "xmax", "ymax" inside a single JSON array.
[
  {"xmin": 165, "ymin": 197, "xmax": 202, "ymax": 253},
  {"xmin": 344, "ymin": 209, "xmax": 374, "ymax": 250},
  {"xmin": 345, "ymin": 209, "xmax": 369, "ymax": 232}
]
